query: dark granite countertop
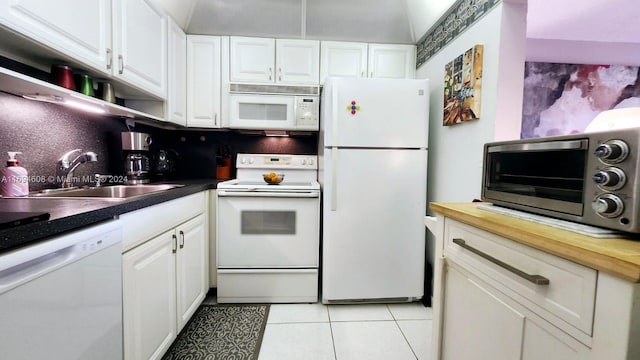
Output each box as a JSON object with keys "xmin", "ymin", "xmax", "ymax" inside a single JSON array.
[{"xmin": 0, "ymin": 179, "xmax": 220, "ymax": 253}]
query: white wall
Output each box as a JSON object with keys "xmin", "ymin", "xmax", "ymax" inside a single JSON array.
[
  {"xmin": 416, "ymin": 2, "xmax": 527, "ymax": 207},
  {"xmin": 526, "ymin": 39, "xmax": 640, "ymax": 66}
]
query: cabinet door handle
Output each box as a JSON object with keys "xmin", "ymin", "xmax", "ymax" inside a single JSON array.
[
  {"xmin": 106, "ymin": 48, "xmax": 112, "ymax": 70},
  {"xmin": 118, "ymin": 55, "xmax": 124, "ymax": 74},
  {"xmin": 278, "ymin": 67, "xmax": 282, "ymax": 81},
  {"xmin": 268, "ymin": 67, "xmax": 272, "ymax": 81},
  {"xmin": 361, "ymin": 71, "xmax": 364, "ymax": 78},
  {"xmin": 171, "ymin": 234, "xmax": 177, "ymax": 253},
  {"xmin": 370, "ymin": 72, "xmax": 373, "ymax": 78},
  {"xmin": 214, "ymin": 113, "xmax": 218, "ymax": 127},
  {"xmin": 452, "ymin": 238, "xmax": 550, "ymax": 285},
  {"xmin": 179, "ymin": 231, "xmax": 185, "ymax": 249}
]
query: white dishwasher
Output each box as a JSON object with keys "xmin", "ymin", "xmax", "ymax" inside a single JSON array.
[{"xmin": 0, "ymin": 220, "xmax": 123, "ymax": 360}]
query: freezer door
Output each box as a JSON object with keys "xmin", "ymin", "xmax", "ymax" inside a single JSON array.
[
  {"xmin": 322, "ymin": 77, "xmax": 429, "ymax": 148},
  {"xmin": 322, "ymin": 148, "xmax": 427, "ymax": 301}
]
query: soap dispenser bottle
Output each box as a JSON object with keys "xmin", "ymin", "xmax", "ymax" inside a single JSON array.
[{"xmin": 0, "ymin": 152, "xmax": 29, "ymax": 197}]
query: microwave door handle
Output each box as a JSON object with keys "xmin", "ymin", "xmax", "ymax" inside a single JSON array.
[{"xmin": 487, "ymin": 139, "xmax": 587, "ymax": 153}]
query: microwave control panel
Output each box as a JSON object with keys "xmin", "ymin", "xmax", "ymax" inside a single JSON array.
[{"xmin": 295, "ymin": 96, "xmax": 319, "ymax": 127}]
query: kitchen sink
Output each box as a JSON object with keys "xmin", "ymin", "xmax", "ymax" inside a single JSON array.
[{"xmin": 29, "ymin": 184, "xmax": 184, "ymax": 199}]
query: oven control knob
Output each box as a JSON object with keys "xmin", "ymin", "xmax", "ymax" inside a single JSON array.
[
  {"xmin": 308, "ymin": 158, "xmax": 314, "ymax": 166},
  {"xmin": 302, "ymin": 159, "xmax": 307, "ymax": 165},
  {"xmin": 594, "ymin": 140, "xmax": 629, "ymax": 163},
  {"xmin": 592, "ymin": 194, "xmax": 624, "ymax": 217},
  {"xmin": 592, "ymin": 167, "xmax": 626, "ymax": 190}
]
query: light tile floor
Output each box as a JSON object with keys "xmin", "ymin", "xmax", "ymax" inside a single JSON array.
[{"xmin": 258, "ymin": 302, "xmax": 433, "ymax": 360}]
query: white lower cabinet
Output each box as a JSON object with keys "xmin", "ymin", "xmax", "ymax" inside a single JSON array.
[
  {"xmin": 123, "ymin": 229, "xmax": 177, "ymax": 360},
  {"xmin": 175, "ymin": 214, "xmax": 208, "ymax": 329},
  {"xmin": 431, "ymin": 213, "xmax": 640, "ymax": 360},
  {"xmin": 442, "ymin": 260, "xmax": 589, "ymax": 360},
  {"xmin": 122, "ymin": 192, "xmax": 208, "ymax": 360}
]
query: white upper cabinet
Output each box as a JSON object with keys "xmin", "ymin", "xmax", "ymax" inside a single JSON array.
[
  {"xmin": 320, "ymin": 41, "xmax": 368, "ymax": 84},
  {"xmin": 167, "ymin": 16, "xmax": 186, "ymax": 126},
  {"xmin": 230, "ymin": 36, "xmax": 319, "ymax": 85},
  {"xmin": 187, "ymin": 35, "xmax": 222, "ymax": 128},
  {"xmin": 0, "ymin": 0, "xmax": 167, "ymax": 99},
  {"xmin": 275, "ymin": 39, "xmax": 320, "ymax": 84},
  {"xmin": 112, "ymin": 0, "xmax": 167, "ymax": 99},
  {"xmin": 320, "ymin": 41, "xmax": 416, "ymax": 83},
  {"xmin": 229, "ymin": 36, "xmax": 275, "ymax": 83},
  {"xmin": 368, "ymin": 44, "xmax": 416, "ymax": 79},
  {"xmin": 0, "ymin": 0, "xmax": 112, "ymax": 73}
]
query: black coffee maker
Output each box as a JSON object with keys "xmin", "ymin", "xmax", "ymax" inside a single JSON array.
[{"xmin": 121, "ymin": 132, "xmax": 152, "ymax": 184}]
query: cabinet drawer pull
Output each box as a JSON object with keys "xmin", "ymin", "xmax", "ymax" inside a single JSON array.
[
  {"xmin": 106, "ymin": 48, "xmax": 112, "ymax": 70},
  {"xmin": 172, "ymin": 234, "xmax": 177, "ymax": 253},
  {"xmin": 118, "ymin": 55, "xmax": 124, "ymax": 74},
  {"xmin": 179, "ymin": 231, "xmax": 185, "ymax": 248},
  {"xmin": 452, "ymin": 238, "xmax": 550, "ymax": 285}
]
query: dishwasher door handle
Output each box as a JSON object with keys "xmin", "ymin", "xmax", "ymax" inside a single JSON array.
[
  {"xmin": 0, "ymin": 222, "xmax": 121, "ymax": 295},
  {"xmin": 0, "ymin": 244, "xmax": 79, "ymax": 294}
]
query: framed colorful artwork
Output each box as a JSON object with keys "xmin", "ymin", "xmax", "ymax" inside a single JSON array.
[
  {"xmin": 521, "ymin": 62, "xmax": 640, "ymax": 138},
  {"xmin": 443, "ymin": 44, "xmax": 483, "ymax": 126}
]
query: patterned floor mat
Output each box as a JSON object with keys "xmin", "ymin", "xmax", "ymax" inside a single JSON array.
[{"xmin": 162, "ymin": 304, "xmax": 270, "ymax": 360}]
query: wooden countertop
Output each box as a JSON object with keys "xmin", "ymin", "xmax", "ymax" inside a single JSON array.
[{"xmin": 430, "ymin": 202, "xmax": 640, "ymax": 283}]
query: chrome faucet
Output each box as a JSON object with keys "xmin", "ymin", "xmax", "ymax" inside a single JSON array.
[{"xmin": 56, "ymin": 149, "xmax": 98, "ymax": 188}]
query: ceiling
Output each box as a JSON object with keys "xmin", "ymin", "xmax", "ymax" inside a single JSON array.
[
  {"xmin": 154, "ymin": 0, "xmax": 640, "ymax": 45},
  {"xmin": 155, "ymin": 0, "xmax": 454, "ymax": 44}
]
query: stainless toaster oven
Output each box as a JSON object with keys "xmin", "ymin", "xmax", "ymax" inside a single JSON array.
[{"xmin": 482, "ymin": 128, "xmax": 640, "ymax": 233}]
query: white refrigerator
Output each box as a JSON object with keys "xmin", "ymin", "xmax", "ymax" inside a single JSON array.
[{"xmin": 319, "ymin": 77, "xmax": 429, "ymax": 303}]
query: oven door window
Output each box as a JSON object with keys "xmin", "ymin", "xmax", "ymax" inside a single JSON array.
[{"xmin": 241, "ymin": 210, "xmax": 295, "ymax": 235}]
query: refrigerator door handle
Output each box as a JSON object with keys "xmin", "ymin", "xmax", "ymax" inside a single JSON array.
[
  {"xmin": 330, "ymin": 147, "xmax": 338, "ymax": 211},
  {"xmin": 331, "ymin": 84, "xmax": 339, "ymax": 147},
  {"xmin": 329, "ymin": 85, "xmax": 339, "ymax": 211}
]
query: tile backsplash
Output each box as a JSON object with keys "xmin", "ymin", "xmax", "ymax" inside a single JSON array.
[{"xmin": 0, "ymin": 92, "xmax": 317, "ymax": 192}]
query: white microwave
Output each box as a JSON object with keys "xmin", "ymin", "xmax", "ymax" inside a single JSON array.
[{"xmin": 229, "ymin": 84, "xmax": 320, "ymax": 131}]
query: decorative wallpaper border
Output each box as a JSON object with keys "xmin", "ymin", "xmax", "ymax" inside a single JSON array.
[{"xmin": 416, "ymin": 0, "xmax": 502, "ymax": 68}]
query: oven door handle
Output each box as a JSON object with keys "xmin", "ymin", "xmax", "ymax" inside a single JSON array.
[{"xmin": 217, "ymin": 190, "xmax": 319, "ymax": 198}]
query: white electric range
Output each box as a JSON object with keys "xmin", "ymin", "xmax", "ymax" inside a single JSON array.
[{"xmin": 216, "ymin": 153, "xmax": 320, "ymax": 303}]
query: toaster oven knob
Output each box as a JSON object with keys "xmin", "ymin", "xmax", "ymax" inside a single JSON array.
[
  {"xmin": 592, "ymin": 167, "xmax": 626, "ymax": 189},
  {"xmin": 592, "ymin": 194, "xmax": 624, "ymax": 217},
  {"xmin": 594, "ymin": 140, "xmax": 629, "ymax": 163}
]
